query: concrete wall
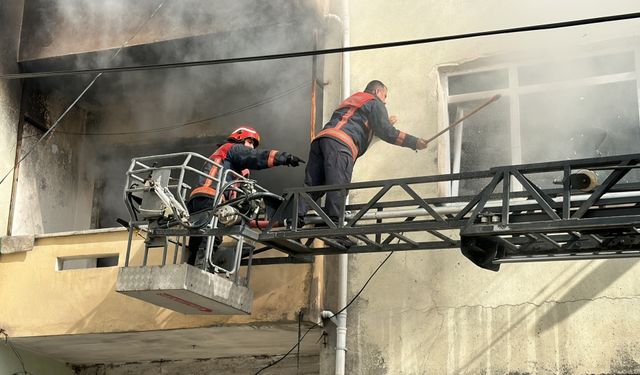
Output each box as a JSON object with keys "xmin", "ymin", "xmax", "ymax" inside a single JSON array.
[
  {"xmin": 8, "ymin": 0, "xmax": 640, "ymax": 373},
  {"xmin": 74, "ymin": 354, "xmax": 319, "ymax": 375},
  {"xmin": 0, "ymin": 229, "xmax": 323, "ymax": 371},
  {"xmin": 14, "ymin": 0, "xmax": 321, "ymax": 232},
  {"xmin": 10, "ymin": 90, "xmax": 93, "ymax": 235},
  {"xmin": 19, "ymin": 0, "xmax": 321, "ymax": 61},
  {"xmin": 0, "ymin": 230, "xmax": 319, "ymax": 337},
  {"xmin": 324, "ymin": 0, "xmax": 640, "ymax": 374},
  {"xmin": 0, "ymin": 1, "xmax": 24, "ymax": 235},
  {"xmin": 0, "ymin": 345, "xmax": 74, "ymax": 375}
]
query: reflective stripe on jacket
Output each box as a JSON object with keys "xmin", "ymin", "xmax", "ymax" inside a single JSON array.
[
  {"xmin": 189, "ymin": 143, "xmax": 287, "ymax": 199},
  {"xmin": 189, "ymin": 143, "xmax": 234, "ymax": 199},
  {"xmin": 315, "ymin": 92, "xmax": 419, "ymax": 160}
]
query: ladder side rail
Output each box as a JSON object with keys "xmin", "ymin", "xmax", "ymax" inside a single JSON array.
[
  {"xmin": 491, "ymin": 152, "xmax": 640, "ymax": 174},
  {"xmin": 461, "ymin": 155, "xmax": 640, "ymax": 237},
  {"xmin": 467, "ymin": 188, "xmax": 640, "ymax": 217},
  {"xmin": 339, "ymin": 180, "xmax": 640, "ymax": 213},
  {"xmin": 495, "ymin": 251, "xmax": 640, "ymax": 264},
  {"xmin": 477, "ymin": 197, "xmax": 640, "ymax": 227},
  {"xmin": 257, "ymin": 154, "xmax": 640, "ymax": 256},
  {"xmin": 258, "ymin": 168, "xmax": 504, "ymax": 259},
  {"xmin": 260, "ymin": 218, "xmax": 464, "ymax": 241},
  {"xmin": 281, "ymin": 169, "xmax": 495, "ymax": 232},
  {"xmin": 192, "ymin": 153, "xmax": 640, "ymax": 261},
  {"xmin": 274, "ymin": 153, "xmax": 640, "ymax": 218},
  {"xmin": 284, "ymin": 168, "xmax": 494, "ymax": 194},
  {"xmin": 307, "ymin": 240, "xmax": 463, "ymax": 255}
]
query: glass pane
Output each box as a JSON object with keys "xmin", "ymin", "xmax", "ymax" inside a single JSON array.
[
  {"xmin": 448, "ymin": 69, "xmax": 509, "ymax": 95},
  {"xmin": 450, "ymin": 97, "xmax": 512, "ymax": 195},
  {"xmin": 518, "ymin": 52, "xmax": 635, "ymax": 86},
  {"xmin": 520, "ymin": 80, "xmax": 640, "ymax": 187}
]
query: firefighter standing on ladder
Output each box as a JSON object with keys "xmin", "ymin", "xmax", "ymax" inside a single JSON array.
[
  {"xmin": 298, "ymin": 80, "xmax": 429, "ymax": 243},
  {"xmin": 187, "ymin": 126, "xmax": 305, "ymax": 266}
]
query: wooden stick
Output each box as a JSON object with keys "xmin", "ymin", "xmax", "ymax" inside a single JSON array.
[{"xmin": 425, "ymin": 94, "xmax": 501, "ymax": 144}]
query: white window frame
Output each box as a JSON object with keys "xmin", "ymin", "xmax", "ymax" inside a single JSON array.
[{"xmin": 438, "ymin": 43, "xmax": 640, "ymax": 197}]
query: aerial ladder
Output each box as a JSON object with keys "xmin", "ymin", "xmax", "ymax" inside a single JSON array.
[{"xmin": 115, "ymin": 152, "xmax": 640, "ymax": 314}]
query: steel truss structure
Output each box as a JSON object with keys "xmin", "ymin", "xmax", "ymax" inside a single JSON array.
[
  {"xmin": 259, "ymin": 153, "xmax": 640, "ymax": 271},
  {"xmin": 124, "ymin": 153, "xmax": 640, "ymax": 272}
]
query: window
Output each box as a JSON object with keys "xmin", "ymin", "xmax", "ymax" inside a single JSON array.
[
  {"xmin": 57, "ymin": 254, "xmax": 119, "ymax": 271},
  {"xmin": 442, "ymin": 49, "xmax": 640, "ymax": 196}
]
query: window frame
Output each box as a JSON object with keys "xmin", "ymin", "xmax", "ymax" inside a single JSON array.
[{"xmin": 438, "ymin": 44, "xmax": 640, "ymax": 197}]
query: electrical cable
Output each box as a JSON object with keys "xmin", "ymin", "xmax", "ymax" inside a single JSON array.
[
  {"xmin": 4, "ymin": 11, "xmax": 638, "ymax": 184},
  {"xmin": 1, "ymin": 329, "xmax": 34, "ymax": 375},
  {"xmin": 0, "ymin": 75, "xmax": 99, "ymax": 186},
  {"xmin": 254, "ymin": 250, "xmax": 395, "ymax": 375},
  {"xmin": 2, "ymin": 11, "xmax": 640, "ymax": 81},
  {"xmin": 0, "ymin": 1, "xmax": 166, "ymax": 187},
  {"xmin": 56, "ymin": 81, "xmax": 310, "ymax": 136}
]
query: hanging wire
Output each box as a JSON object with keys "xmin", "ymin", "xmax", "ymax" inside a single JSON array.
[
  {"xmin": 3, "ymin": 11, "xmax": 640, "ymax": 185},
  {"xmin": 0, "ymin": 1, "xmax": 166, "ymax": 186},
  {"xmin": 1, "ymin": 11, "xmax": 639, "ymax": 80},
  {"xmin": 254, "ymin": 250, "xmax": 396, "ymax": 374},
  {"xmin": 56, "ymin": 81, "xmax": 310, "ymax": 136},
  {"xmin": 1, "ymin": 329, "xmax": 34, "ymax": 375}
]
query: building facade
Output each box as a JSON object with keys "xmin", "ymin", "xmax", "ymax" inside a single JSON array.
[{"xmin": 2, "ymin": 1, "xmax": 640, "ymax": 374}]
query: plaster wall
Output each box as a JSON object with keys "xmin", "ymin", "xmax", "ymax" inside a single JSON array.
[
  {"xmin": 324, "ymin": 1, "xmax": 640, "ymax": 374},
  {"xmin": 0, "ymin": 1, "xmax": 23, "ymax": 236},
  {"xmin": 0, "ymin": 230, "xmax": 320, "ymax": 338}
]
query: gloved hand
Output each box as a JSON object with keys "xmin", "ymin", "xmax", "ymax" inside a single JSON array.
[
  {"xmin": 285, "ymin": 154, "xmax": 305, "ymax": 167},
  {"xmin": 416, "ymin": 138, "xmax": 428, "ymax": 150}
]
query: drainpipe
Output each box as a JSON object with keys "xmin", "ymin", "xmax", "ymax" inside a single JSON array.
[
  {"xmin": 334, "ymin": 254, "xmax": 348, "ymax": 375},
  {"xmin": 336, "ymin": 1, "xmax": 350, "ymax": 374},
  {"xmin": 321, "ymin": 3, "xmax": 350, "ymax": 374}
]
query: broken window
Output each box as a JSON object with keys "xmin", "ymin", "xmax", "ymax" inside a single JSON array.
[{"xmin": 442, "ymin": 48, "xmax": 640, "ymax": 196}]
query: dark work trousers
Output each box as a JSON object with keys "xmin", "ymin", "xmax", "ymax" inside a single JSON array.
[
  {"xmin": 186, "ymin": 196, "xmax": 221, "ymax": 265},
  {"xmin": 298, "ymin": 137, "xmax": 355, "ymax": 221}
]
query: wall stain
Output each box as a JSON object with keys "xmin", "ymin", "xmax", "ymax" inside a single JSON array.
[
  {"xmin": 353, "ymin": 341, "xmax": 387, "ymax": 375},
  {"xmin": 609, "ymin": 346, "xmax": 640, "ymax": 374}
]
